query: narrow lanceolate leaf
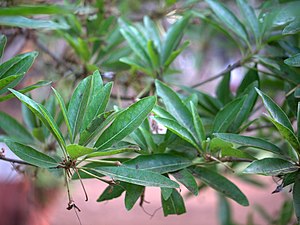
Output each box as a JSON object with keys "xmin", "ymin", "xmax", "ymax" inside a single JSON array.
[
  {"xmin": 91, "ymin": 166, "xmax": 179, "ymax": 188},
  {"xmin": 190, "ymin": 101, "xmax": 206, "ymax": 144},
  {"xmin": 161, "ymin": 14, "xmax": 191, "ymax": 65},
  {"xmin": 147, "ymin": 40, "xmax": 160, "ymax": 69},
  {"xmin": 0, "ymin": 5, "xmax": 71, "ymax": 16},
  {"xmin": 214, "ymin": 133, "xmax": 284, "ymax": 155},
  {"xmin": 0, "ymin": 74, "xmax": 23, "ymax": 92},
  {"xmin": 68, "ymin": 76, "xmax": 92, "ymax": 143},
  {"xmin": 123, "ymin": 154, "xmax": 192, "ymax": 174},
  {"xmin": 81, "ymin": 71, "xmax": 112, "ymax": 131},
  {"xmin": 192, "ymin": 167, "xmax": 249, "ymax": 206},
  {"xmin": 155, "ymin": 80, "xmax": 197, "ymax": 139},
  {"xmin": 267, "ymin": 116, "xmax": 300, "ymax": 153},
  {"xmin": 0, "ymin": 35, "xmax": 6, "ymax": 59},
  {"xmin": 236, "ymin": 0, "xmax": 260, "ymax": 43},
  {"xmin": 5, "ymin": 141, "xmax": 58, "ymax": 168},
  {"xmin": 143, "ymin": 16, "xmax": 162, "ymax": 53},
  {"xmin": 124, "ymin": 183, "xmax": 144, "ymax": 210},
  {"xmin": 172, "ymin": 169, "xmax": 198, "ymax": 196},
  {"xmin": 95, "ymin": 96, "xmax": 156, "ymax": 150},
  {"xmin": 66, "ymin": 144, "xmax": 95, "ymax": 160},
  {"xmin": 205, "ymin": 0, "xmax": 249, "ymax": 45},
  {"xmin": 9, "ymin": 89, "xmax": 66, "ymax": 151},
  {"xmin": 97, "ymin": 184, "xmax": 125, "ymax": 202},
  {"xmin": 244, "ymin": 158, "xmax": 299, "ymax": 176},
  {"xmin": 297, "ymin": 102, "xmax": 300, "ymax": 141},
  {"xmin": 85, "ymin": 146, "xmax": 139, "ymax": 158},
  {"xmin": 161, "ymin": 189, "xmax": 186, "ymax": 216},
  {"xmin": 51, "ymin": 87, "xmax": 72, "ymax": 141},
  {"xmin": 0, "ymin": 111, "xmax": 34, "ymax": 144},
  {"xmin": 293, "ymin": 174, "xmax": 300, "ymax": 223},
  {"xmin": 22, "ymin": 100, "xmax": 37, "ymax": 131},
  {"xmin": 153, "ymin": 116, "xmax": 199, "ymax": 150},
  {"xmin": 256, "ymin": 88, "xmax": 294, "ymax": 131},
  {"xmin": 284, "ymin": 53, "xmax": 300, "ymax": 67},
  {"xmin": 212, "ymin": 96, "xmax": 246, "ymax": 133},
  {"xmin": 0, "ymin": 80, "xmax": 51, "ymax": 102},
  {"xmin": 216, "ymin": 72, "xmax": 232, "ymax": 105}
]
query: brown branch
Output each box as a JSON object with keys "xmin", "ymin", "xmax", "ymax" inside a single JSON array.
[
  {"xmin": 205, "ymin": 154, "xmax": 253, "ymax": 163},
  {"xmin": 0, "ymin": 155, "xmax": 36, "ymax": 166}
]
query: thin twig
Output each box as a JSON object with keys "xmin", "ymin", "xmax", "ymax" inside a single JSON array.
[{"xmin": 0, "ymin": 155, "xmax": 36, "ymax": 166}]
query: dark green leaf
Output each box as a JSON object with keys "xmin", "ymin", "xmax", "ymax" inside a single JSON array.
[
  {"xmin": 22, "ymin": 99, "xmax": 37, "ymax": 130},
  {"xmin": 164, "ymin": 41, "xmax": 189, "ymax": 70},
  {"xmin": 68, "ymin": 76, "xmax": 92, "ymax": 143},
  {"xmin": 91, "ymin": 166, "xmax": 179, "ymax": 188},
  {"xmin": 284, "ymin": 53, "xmax": 300, "ymax": 67},
  {"xmin": 190, "ymin": 101, "xmax": 206, "ymax": 144},
  {"xmin": 297, "ymin": 102, "xmax": 300, "ymax": 141},
  {"xmin": 95, "ymin": 96, "xmax": 156, "ymax": 150},
  {"xmin": 216, "ymin": 72, "xmax": 232, "ymax": 105},
  {"xmin": 161, "ymin": 187, "xmax": 173, "ymax": 200},
  {"xmin": 123, "ymin": 183, "xmax": 144, "ymax": 210},
  {"xmin": 212, "ymin": 96, "xmax": 246, "ymax": 133},
  {"xmin": 161, "ymin": 189, "xmax": 186, "ymax": 216},
  {"xmin": 97, "ymin": 184, "xmax": 125, "ymax": 202},
  {"xmin": 0, "ymin": 35, "xmax": 6, "ymax": 59},
  {"xmin": 244, "ymin": 158, "xmax": 299, "ymax": 176},
  {"xmin": 123, "ymin": 154, "xmax": 192, "ymax": 174},
  {"xmin": 172, "ymin": 169, "xmax": 198, "ymax": 196},
  {"xmin": 0, "ymin": 74, "xmax": 23, "ymax": 92},
  {"xmin": 236, "ymin": 68, "xmax": 259, "ymax": 96},
  {"xmin": 206, "ymin": 0, "xmax": 249, "ymax": 45},
  {"xmin": 279, "ymin": 201, "xmax": 294, "ymax": 225},
  {"xmin": 143, "ymin": 16, "xmax": 161, "ymax": 53},
  {"xmin": 218, "ymin": 194, "xmax": 233, "ymax": 225},
  {"xmin": 5, "ymin": 140, "xmax": 58, "ymax": 168},
  {"xmin": 0, "ymin": 16, "xmax": 69, "ymax": 30},
  {"xmin": 214, "ymin": 133, "xmax": 284, "ymax": 155},
  {"xmin": 293, "ymin": 173, "xmax": 300, "ymax": 223},
  {"xmin": 192, "ymin": 167, "xmax": 249, "ymax": 206},
  {"xmin": 0, "ymin": 111, "xmax": 34, "ymax": 144},
  {"xmin": 66, "ymin": 144, "xmax": 95, "ymax": 160},
  {"xmin": 85, "ymin": 146, "xmax": 139, "ymax": 158}
]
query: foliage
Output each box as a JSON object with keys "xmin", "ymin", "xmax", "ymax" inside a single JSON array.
[{"xmin": 0, "ymin": 0, "xmax": 300, "ymax": 224}]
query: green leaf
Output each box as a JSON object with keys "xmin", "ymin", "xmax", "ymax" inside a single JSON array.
[
  {"xmin": 284, "ymin": 53, "xmax": 300, "ymax": 67},
  {"xmin": 95, "ymin": 96, "xmax": 156, "ymax": 150},
  {"xmin": 267, "ymin": 116, "xmax": 300, "ymax": 153},
  {"xmin": 97, "ymin": 184, "xmax": 125, "ymax": 202},
  {"xmin": 81, "ymin": 71, "xmax": 112, "ymax": 131},
  {"xmin": 161, "ymin": 14, "xmax": 191, "ymax": 64},
  {"xmin": 123, "ymin": 154, "xmax": 192, "ymax": 174},
  {"xmin": 164, "ymin": 41, "xmax": 189, "ymax": 70},
  {"xmin": 155, "ymin": 80, "xmax": 197, "ymax": 140},
  {"xmin": 0, "ymin": 111, "xmax": 34, "ymax": 144},
  {"xmin": 283, "ymin": 21, "xmax": 300, "ymax": 35},
  {"xmin": 5, "ymin": 140, "xmax": 58, "ymax": 168},
  {"xmin": 161, "ymin": 187, "xmax": 173, "ymax": 200},
  {"xmin": 0, "ymin": 16, "xmax": 69, "ymax": 30},
  {"xmin": 218, "ymin": 195, "xmax": 233, "ymax": 225},
  {"xmin": 216, "ymin": 72, "xmax": 232, "ymax": 105},
  {"xmin": 51, "ymin": 87, "xmax": 73, "ymax": 141},
  {"xmin": 293, "ymin": 173, "xmax": 300, "ymax": 223},
  {"xmin": 214, "ymin": 133, "xmax": 284, "ymax": 155},
  {"xmin": 0, "ymin": 5, "xmax": 71, "ymax": 16},
  {"xmin": 172, "ymin": 169, "xmax": 198, "ymax": 196},
  {"xmin": 66, "ymin": 144, "xmax": 95, "ymax": 160},
  {"xmin": 236, "ymin": 0, "xmax": 260, "ymax": 43},
  {"xmin": 153, "ymin": 116, "xmax": 199, "ymax": 150},
  {"xmin": 212, "ymin": 96, "xmax": 246, "ymax": 133},
  {"xmin": 68, "ymin": 76, "xmax": 92, "ymax": 143},
  {"xmin": 0, "ymin": 74, "xmax": 23, "ymax": 92},
  {"xmin": 85, "ymin": 146, "xmax": 138, "ymax": 158},
  {"xmin": 147, "ymin": 40, "xmax": 160, "ymax": 69},
  {"xmin": 190, "ymin": 102, "xmax": 205, "ymax": 144},
  {"xmin": 90, "ymin": 166, "xmax": 179, "ymax": 188},
  {"xmin": 123, "ymin": 183, "xmax": 144, "ymax": 210},
  {"xmin": 161, "ymin": 189, "xmax": 186, "ymax": 216},
  {"xmin": 297, "ymin": 102, "xmax": 300, "ymax": 141},
  {"xmin": 192, "ymin": 167, "xmax": 249, "ymax": 206},
  {"xmin": 9, "ymin": 89, "xmax": 66, "ymax": 151},
  {"xmin": 205, "ymin": 0, "xmax": 249, "ymax": 45},
  {"xmin": 236, "ymin": 68, "xmax": 259, "ymax": 96},
  {"xmin": 244, "ymin": 158, "xmax": 299, "ymax": 176},
  {"xmin": 0, "ymin": 80, "xmax": 51, "ymax": 102},
  {"xmin": 0, "ymin": 35, "xmax": 7, "ymax": 59},
  {"xmin": 143, "ymin": 16, "xmax": 162, "ymax": 53},
  {"xmin": 22, "ymin": 100, "xmax": 37, "ymax": 130}
]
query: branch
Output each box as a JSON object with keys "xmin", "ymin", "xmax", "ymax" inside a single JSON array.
[
  {"xmin": 0, "ymin": 155, "xmax": 36, "ymax": 166},
  {"xmin": 205, "ymin": 154, "xmax": 253, "ymax": 163}
]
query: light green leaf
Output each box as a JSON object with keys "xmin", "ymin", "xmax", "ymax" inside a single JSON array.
[
  {"xmin": 190, "ymin": 101, "xmax": 206, "ymax": 144},
  {"xmin": 161, "ymin": 189, "xmax": 186, "ymax": 216},
  {"xmin": 212, "ymin": 96, "xmax": 246, "ymax": 133},
  {"xmin": 0, "ymin": 74, "xmax": 23, "ymax": 91},
  {"xmin": 161, "ymin": 14, "xmax": 191, "ymax": 64},
  {"xmin": 5, "ymin": 140, "xmax": 58, "ymax": 168},
  {"xmin": 237, "ymin": 0, "xmax": 260, "ymax": 43},
  {"xmin": 0, "ymin": 35, "xmax": 7, "ymax": 59},
  {"xmin": 123, "ymin": 154, "xmax": 192, "ymax": 174},
  {"xmin": 214, "ymin": 133, "xmax": 284, "ymax": 155},
  {"xmin": 95, "ymin": 96, "xmax": 156, "ymax": 150},
  {"xmin": 0, "ymin": 5, "xmax": 71, "ymax": 16},
  {"xmin": 0, "ymin": 111, "xmax": 34, "ymax": 144},
  {"xmin": 66, "ymin": 144, "xmax": 95, "ymax": 160},
  {"xmin": 68, "ymin": 76, "xmax": 92, "ymax": 143},
  {"xmin": 147, "ymin": 40, "xmax": 160, "ymax": 69},
  {"xmin": 164, "ymin": 40, "xmax": 189, "ymax": 70},
  {"xmin": 161, "ymin": 187, "xmax": 173, "ymax": 200},
  {"xmin": 206, "ymin": 0, "xmax": 249, "ymax": 45},
  {"xmin": 143, "ymin": 16, "xmax": 162, "ymax": 53},
  {"xmin": 90, "ymin": 166, "xmax": 179, "ymax": 188},
  {"xmin": 244, "ymin": 158, "xmax": 299, "ymax": 176},
  {"xmin": 284, "ymin": 53, "xmax": 300, "ymax": 67},
  {"xmin": 192, "ymin": 167, "xmax": 249, "ymax": 206},
  {"xmin": 85, "ymin": 146, "xmax": 139, "ymax": 158},
  {"xmin": 153, "ymin": 116, "xmax": 199, "ymax": 150},
  {"xmin": 0, "ymin": 80, "xmax": 51, "ymax": 102},
  {"xmin": 172, "ymin": 169, "xmax": 198, "ymax": 196},
  {"xmin": 0, "ymin": 16, "xmax": 69, "ymax": 30},
  {"xmin": 51, "ymin": 87, "xmax": 73, "ymax": 141}
]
